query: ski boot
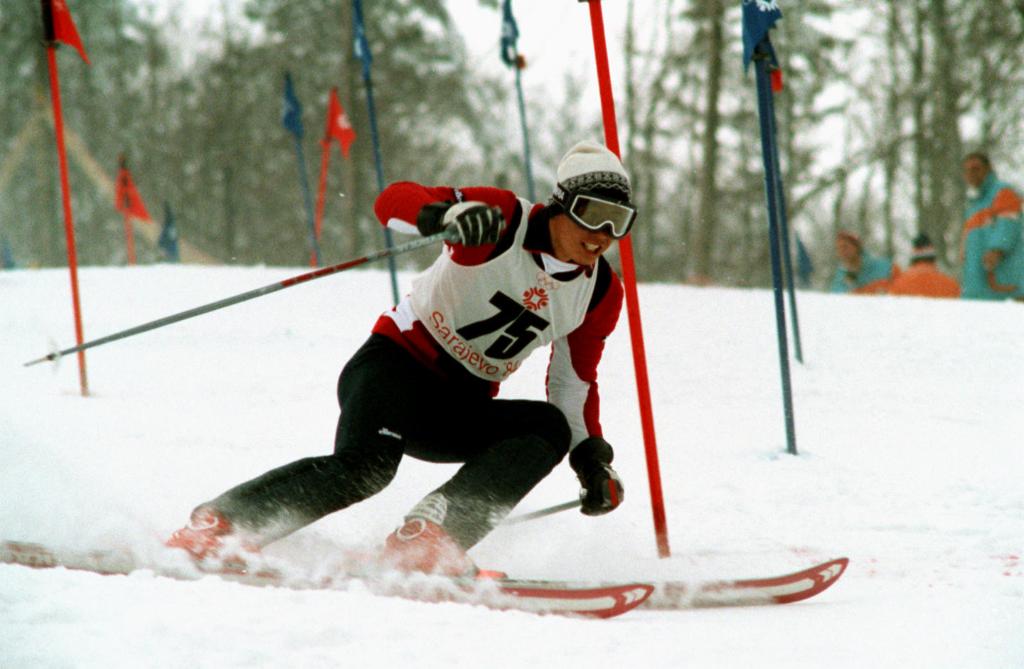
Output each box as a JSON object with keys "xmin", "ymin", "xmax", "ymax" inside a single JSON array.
[{"xmin": 166, "ymin": 507, "xmax": 259, "ymax": 574}]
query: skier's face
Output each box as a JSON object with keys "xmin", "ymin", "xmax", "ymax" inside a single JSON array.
[{"xmin": 549, "ymin": 213, "xmax": 614, "ymax": 266}]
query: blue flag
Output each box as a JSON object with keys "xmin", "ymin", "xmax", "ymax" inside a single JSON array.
[
  {"xmin": 158, "ymin": 201, "xmax": 180, "ymax": 263},
  {"xmin": 352, "ymin": 0, "xmax": 373, "ymax": 79},
  {"xmin": 500, "ymin": 0, "xmax": 519, "ymax": 68},
  {"xmin": 796, "ymin": 234, "xmax": 813, "ymax": 287},
  {"xmin": 282, "ymin": 72, "xmax": 304, "ymax": 139},
  {"xmin": 742, "ymin": 0, "xmax": 782, "ymax": 71}
]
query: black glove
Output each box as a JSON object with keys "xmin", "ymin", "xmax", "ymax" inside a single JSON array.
[
  {"xmin": 416, "ymin": 201, "xmax": 503, "ymax": 246},
  {"xmin": 569, "ymin": 437, "xmax": 624, "ymax": 516}
]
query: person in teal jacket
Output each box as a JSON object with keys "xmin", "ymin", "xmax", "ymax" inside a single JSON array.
[
  {"xmin": 960, "ymin": 152, "xmax": 1024, "ymax": 300},
  {"xmin": 829, "ymin": 230, "xmax": 897, "ymax": 294}
]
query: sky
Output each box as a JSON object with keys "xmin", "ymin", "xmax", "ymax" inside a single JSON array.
[{"xmin": 1, "ymin": 260, "xmax": 1022, "ymax": 667}]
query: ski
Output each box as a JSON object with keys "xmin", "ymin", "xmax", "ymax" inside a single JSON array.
[
  {"xmin": 0, "ymin": 540, "xmax": 651, "ymax": 619},
  {"xmin": 0, "ymin": 540, "xmax": 846, "ymax": 616},
  {"xmin": 642, "ymin": 557, "xmax": 849, "ymax": 609}
]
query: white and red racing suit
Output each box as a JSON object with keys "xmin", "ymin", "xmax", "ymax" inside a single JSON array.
[{"xmin": 372, "ymin": 182, "xmax": 624, "ymax": 449}]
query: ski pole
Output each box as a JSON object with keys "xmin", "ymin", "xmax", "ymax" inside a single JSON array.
[
  {"xmin": 502, "ymin": 499, "xmax": 581, "ymax": 525},
  {"xmin": 24, "ymin": 228, "xmax": 454, "ymax": 367}
]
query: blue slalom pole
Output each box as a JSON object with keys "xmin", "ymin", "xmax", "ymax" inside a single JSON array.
[
  {"xmin": 764, "ymin": 77, "xmax": 804, "ymax": 364},
  {"xmin": 501, "ymin": 0, "xmax": 536, "ymax": 201},
  {"xmin": 353, "ymin": 0, "xmax": 399, "ymax": 306},
  {"xmin": 0, "ymin": 234, "xmax": 15, "ymax": 269},
  {"xmin": 293, "ymin": 137, "xmax": 320, "ymax": 267},
  {"xmin": 743, "ymin": 0, "xmax": 796, "ymax": 456},
  {"xmin": 513, "ymin": 64, "xmax": 536, "ymax": 202},
  {"xmin": 158, "ymin": 201, "xmax": 180, "ymax": 263},
  {"xmin": 282, "ymin": 72, "xmax": 321, "ymax": 266},
  {"xmin": 754, "ymin": 47, "xmax": 797, "ymax": 456}
]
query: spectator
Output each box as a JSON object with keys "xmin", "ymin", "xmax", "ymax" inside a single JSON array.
[
  {"xmin": 829, "ymin": 230, "xmax": 898, "ymax": 294},
  {"xmin": 960, "ymin": 152, "xmax": 1023, "ymax": 300},
  {"xmin": 889, "ymin": 233, "xmax": 959, "ymax": 298}
]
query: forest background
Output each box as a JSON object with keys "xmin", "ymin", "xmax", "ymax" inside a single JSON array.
[{"xmin": 2, "ymin": 0, "xmax": 1023, "ymax": 288}]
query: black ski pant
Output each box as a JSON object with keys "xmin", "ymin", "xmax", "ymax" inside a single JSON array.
[{"xmin": 200, "ymin": 334, "xmax": 571, "ymax": 549}]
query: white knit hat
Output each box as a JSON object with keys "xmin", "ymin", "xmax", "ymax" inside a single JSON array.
[
  {"xmin": 910, "ymin": 233, "xmax": 937, "ymax": 263},
  {"xmin": 553, "ymin": 140, "xmax": 631, "ymax": 204}
]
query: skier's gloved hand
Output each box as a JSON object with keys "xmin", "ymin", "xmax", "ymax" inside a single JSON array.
[
  {"xmin": 417, "ymin": 201, "xmax": 503, "ymax": 246},
  {"xmin": 569, "ymin": 437, "xmax": 624, "ymax": 516},
  {"xmin": 416, "ymin": 201, "xmax": 453, "ymax": 236}
]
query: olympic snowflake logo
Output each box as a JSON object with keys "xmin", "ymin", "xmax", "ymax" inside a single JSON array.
[
  {"xmin": 535, "ymin": 270, "xmax": 561, "ymax": 293},
  {"xmin": 522, "ymin": 287, "xmax": 549, "ymax": 312}
]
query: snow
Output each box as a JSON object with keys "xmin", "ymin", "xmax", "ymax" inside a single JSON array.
[{"xmin": 1, "ymin": 262, "xmax": 1022, "ymax": 668}]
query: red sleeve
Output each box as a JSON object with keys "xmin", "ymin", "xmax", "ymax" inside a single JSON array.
[
  {"xmin": 373, "ymin": 182, "xmax": 459, "ymax": 230},
  {"xmin": 373, "ymin": 182, "xmax": 523, "ymax": 265},
  {"xmin": 456, "ymin": 186, "xmax": 522, "ymax": 223}
]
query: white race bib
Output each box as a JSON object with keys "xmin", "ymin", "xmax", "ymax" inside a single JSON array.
[{"xmin": 410, "ymin": 199, "xmax": 598, "ymax": 381}]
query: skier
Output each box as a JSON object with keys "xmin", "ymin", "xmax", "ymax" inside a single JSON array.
[{"xmin": 167, "ymin": 140, "xmax": 637, "ymax": 576}]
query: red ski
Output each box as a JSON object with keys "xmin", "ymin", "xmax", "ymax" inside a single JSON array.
[{"xmin": 643, "ymin": 557, "xmax": 849, "ymax": 609}]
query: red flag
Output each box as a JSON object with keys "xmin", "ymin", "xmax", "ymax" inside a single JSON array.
[
  {"xmin": 115, "ymin": 165, "xmax": 151, "ymax": 221},
  {"xmin": 47, "ymin": 0, "xmax": 90, "ymax": 64},
  {"xmin": 324, "ymin": 88, "xmax": 356, "ymax": 158}
]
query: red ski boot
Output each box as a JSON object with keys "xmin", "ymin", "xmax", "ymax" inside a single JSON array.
[
  {"xmin": 166, "ymin": 507, "xmax": 231, "ymax": 560},
  {"xmin": 166, "ymin": 507, "xmax": 259, "ymax": 573},
  {"xmin": 380, "ymin": 518, "xmax": 478, "ymax": 577}
]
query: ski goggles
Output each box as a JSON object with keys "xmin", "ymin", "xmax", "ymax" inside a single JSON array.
[{"xmin": 558, "ymin": 191, "xmax": 637, "ymax": 239}]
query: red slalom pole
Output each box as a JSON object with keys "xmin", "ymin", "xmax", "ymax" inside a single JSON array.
[
  {"xmin": 122, "ymin": 211, "xmax": 137, "ymax": 265},
  {"xmin": 45, "ymin": 44, "xmax": 89, "ymax": 397},
  {"xmin": 312, "ymin": 140, "xmax": 331, "ymax": 267},
  {"xmin": 584, "ymin": 0, "xmax": 669, "ymax": 558}
]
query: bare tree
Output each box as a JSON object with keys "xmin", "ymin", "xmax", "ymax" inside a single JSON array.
[{"xmin": 692, "ymin": 0, "xmax": 725, "ymax": 282}]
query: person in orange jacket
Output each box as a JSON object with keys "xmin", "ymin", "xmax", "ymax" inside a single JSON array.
[{"xmin": 889, "ymin": 233, "xmax": 960, "ymax": 298}]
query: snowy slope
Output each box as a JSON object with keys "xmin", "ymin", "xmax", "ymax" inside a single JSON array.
[{"xmin": 1, "ymin": 263, "xmax": 1022, "ymax": 668}]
